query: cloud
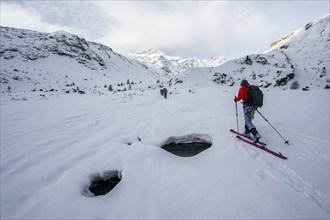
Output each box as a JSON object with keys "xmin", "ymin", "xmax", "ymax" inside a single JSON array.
[
  {"xmin": 90, "ymin": 1, "xmax": 278, "ymax": 58},
  {"xmin": 1, "ymin": 1, "xmax": 328, "ymax": 59},
  {"xmin": 0, "ymin": 2, "xmax": 62, "ymax": 33},
  {"xmin": 1, "ymin": 1, "xmax": 109, "ymax": 40}
]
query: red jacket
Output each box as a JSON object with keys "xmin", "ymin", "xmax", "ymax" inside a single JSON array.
[{"xmin": 234, "ymin": 86, "xmax": 248, "ymax": 102}]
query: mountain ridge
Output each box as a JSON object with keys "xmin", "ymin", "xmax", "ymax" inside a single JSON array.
[
  {"xmin": 0, "ymin": 26, "xmax": 164, "ymax": 97},
  {"xmin": 129, "ymin": 49, "xmax": 227, "ymax": 77},
  {"xmin": 176, "ymin": 14, "xmax": 329, "ymax": 90},
  {"xmin": 1, "ymin": 14, "xmax": 329, "ymax": 99}
]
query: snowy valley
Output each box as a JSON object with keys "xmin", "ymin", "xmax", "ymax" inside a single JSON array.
[
  {"xmin": 0, "ymin": 14, "xmax": 329, "ymax": 219},
  {"xmin": 1, "ymin": 14, "xmax": 329, "ymax": 99}
]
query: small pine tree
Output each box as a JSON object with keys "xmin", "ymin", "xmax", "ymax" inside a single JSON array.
[
  {"xmin": 108, "ymin": 84, "xmax": 113, "ymax": 91},
  {"xmin": 127, "ymin": 79, "xmax": 130, "ymax": 84},
  {"xmin": 8, "ymin": 86, "xmax": 11, "ymax": 91},
  {"xmin": 129, "ymin": 84, "xmax": 132, "ymax": 90}
]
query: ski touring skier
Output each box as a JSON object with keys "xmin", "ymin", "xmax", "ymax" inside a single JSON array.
[
  {"xmin": 234, "ymin": 79, "xmax": 261, "ymax": 143},
  {"xmin": 162, "ymin": 88, "xmax": 168, "ymax": 99}
]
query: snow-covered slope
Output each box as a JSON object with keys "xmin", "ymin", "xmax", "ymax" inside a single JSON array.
[
  {"xmin": 0, "ymin": 26, "xmax": 164, "ymax": 97},
  {"xmin": 267, "ymin": 14, "xmax": 330, "ymax": 89},
  {"xmin": 129, "ymin": 49, "xmax": 227, "ymax": 77},
  {"xmin": 177, "ymin": 14, "xmax": 329, "ymax": 90}
]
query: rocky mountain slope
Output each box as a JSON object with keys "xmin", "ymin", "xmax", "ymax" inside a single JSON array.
[
  {"xmin": 0, "ymin": 27, "xmax": 163, "ymax": 97},
  {"xmin": 267, "ymin": 14, "xmax": 329, "ymax": 89},
  {"xmin": 129, "ymin": 49, "xmax": 227, "ymax": 77},
  {"xmin": 177, "ymin": 14, "xmax": 329, "ymax": 91}
]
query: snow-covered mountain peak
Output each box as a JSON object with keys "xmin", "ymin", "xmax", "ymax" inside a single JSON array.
[
  {"xmin": 129, "ymin": 49, "xmax": 227, "ymax": 77},
  {"xmin": 136, "ymin": 49, "xmax": 166, "ymax": 56},
  {"xmin": 50, "ymin": 30, "xmax": 74, "ymax": 37},
  {"xmin": 181, "ymin": 14, "xmax": 329, "ymax": 90},
  {"xmin": 265, "ymin": 14, "xmax": 329, "ymax": 89},
  {"xmin": 268, "ymin": 14, "xmax": 329, "ymax": 51}
]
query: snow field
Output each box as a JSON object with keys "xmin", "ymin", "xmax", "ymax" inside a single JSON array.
[{"xmin": 1, "ymin": 86, "xmax": 329, "ymax": 219}]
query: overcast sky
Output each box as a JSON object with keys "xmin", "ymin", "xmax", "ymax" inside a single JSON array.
[{"xmin": 1, "ymin": 1, "xmax": 329, "ymax": 59}]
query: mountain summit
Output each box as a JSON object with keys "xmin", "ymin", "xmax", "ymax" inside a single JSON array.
[{"xmin": 129, "ymin": 49, "xmax": 227, "ymax": 77}]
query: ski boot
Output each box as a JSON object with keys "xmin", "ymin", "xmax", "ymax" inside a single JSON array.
[
  {"xmin": 250, "ymin": 128, "xmax": 261, "ymax": 143},
  {"xmin": 253, "ymin": 133, "xmax": 261, "ymax": 143},
  {"xmin": 242, "ymin": 132, "xmax": 252, "ymax": 138}
]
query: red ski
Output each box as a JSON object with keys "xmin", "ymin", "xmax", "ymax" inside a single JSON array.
[
  {"xmin": 236, "ymin": 135, "xmax": 287, "ymax": 160},
  {"xmin": 230, "ymin": 129, "xmax": 267, "ymax": 146}
]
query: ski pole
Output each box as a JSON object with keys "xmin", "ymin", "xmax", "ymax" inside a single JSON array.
[
  {"xmin": 235, "ymin": 97, "xmax": 239, "ymax": 132},
  {"xmin": 256, "ymin": 109, "xmax": 289, "ymax": 145}
]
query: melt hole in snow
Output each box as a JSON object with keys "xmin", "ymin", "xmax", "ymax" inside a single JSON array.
[
  {"xmin": 85, "ymin": 170, "xmax": 122, "ymax": 197},
  {"xmin": 161, "ymin": 134, "xmax": 212, "ymax": 157}
]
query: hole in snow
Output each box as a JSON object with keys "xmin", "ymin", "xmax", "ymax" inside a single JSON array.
[
  {"xmin": 161, "ymin": 134, "xmax": 212, "ymax": 157},
  {"xmin": 85, "ymin": 170, "xmax": 122, "ymax": 197}
]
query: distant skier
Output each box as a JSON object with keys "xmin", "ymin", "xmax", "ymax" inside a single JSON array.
[
  {"xmin": 234, "ymin": 79, "xmax": 261, "ymax": 143},
  {"xmin": 163, "ymin": 88, "xmax": 168, "ymax": 99}
]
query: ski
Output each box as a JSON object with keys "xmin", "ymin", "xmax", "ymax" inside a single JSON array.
[
  {"xmin": 230, "ymin": 129, "xmax": 267, "ymax": 146},
  {"xmin": 236, "ymin": 135, "xmax": 287, "ymax": 159}
]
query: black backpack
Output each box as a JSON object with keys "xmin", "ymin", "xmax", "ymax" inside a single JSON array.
[{"xmin": 245, "ymin": 85, "xmax": 263, "ymax": 107}]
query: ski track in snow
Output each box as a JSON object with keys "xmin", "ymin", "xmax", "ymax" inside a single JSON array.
[
  {"xmin": 268, "ymin": 161, "xmax": 330, "ymax": 214},
  {"xmin": 236, "ymin": 134, "xmax": 330, "ymax": 214},
  {"xmin": 287, "ymin": 128, "xmax": 329, "ymax": 162}
]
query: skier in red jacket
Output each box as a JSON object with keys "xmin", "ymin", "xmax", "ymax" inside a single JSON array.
[{"xmin": 234, "ymin": 80, "xmax": 261, "ymax": 143}]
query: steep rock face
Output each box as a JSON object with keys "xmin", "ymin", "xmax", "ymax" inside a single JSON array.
[
  {"xmin": 0, "ymin": 27, "xmax": 111, "ymax": 70},
  {"xmin": 269, "ymin": 32, "xmax": 297, "ymax": 50}
]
